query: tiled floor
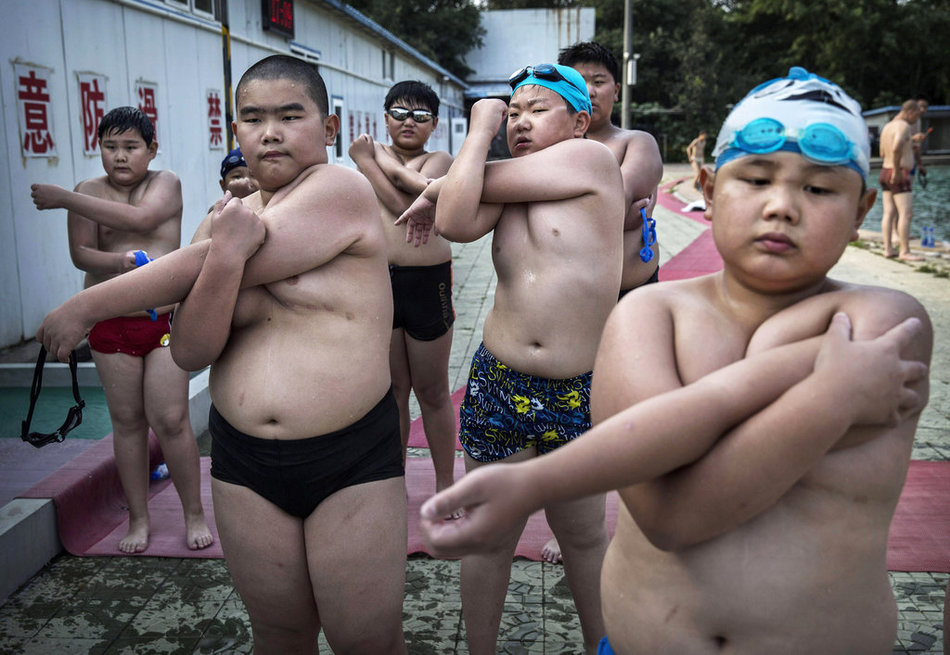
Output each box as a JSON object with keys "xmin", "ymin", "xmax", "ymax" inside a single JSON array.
[{"xmin": 0, "ymin": 165, "xmax": 946, "ymax": 653}]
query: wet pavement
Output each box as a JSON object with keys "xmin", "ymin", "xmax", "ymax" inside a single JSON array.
[{"xmin": 0, "ymin": 164, "xmax": 946, "ymax": 654}]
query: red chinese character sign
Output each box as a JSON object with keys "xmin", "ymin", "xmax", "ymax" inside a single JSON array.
[
  {"xmin": 136, "ymin": 81, "xmax": 159, "ymax": 143},
  {"xmin": 78, "ymin": 73, "xmax": 107, "ymax": 155},
  {"xmin": 15, "ymin": 63, "xmax": 56, "ymax": 158},
  {"xmin": 207, "ymin": 89, "xmax": 224, "ymax": 150}
]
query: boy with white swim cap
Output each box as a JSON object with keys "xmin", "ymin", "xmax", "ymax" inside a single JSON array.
[{"xmin": 419, "ymin": 67, "xmax": 932, "ymax": 655}]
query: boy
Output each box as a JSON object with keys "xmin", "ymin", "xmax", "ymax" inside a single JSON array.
[
  {"xmin": 218, "ymin": 147, "xmax": 258, "ymax": 198},
  {"xmin": 349, "ymin": 81, "xmax": 457, "ymax": 495},
  {"xmin": 30, "ymin": 107, "xmax": 212, "ymax": 554},
  {"xmin": 558, "ymin": 42, "xmax": 664, "ymax": 296},
  {"xmin": 418, "ymin": 67, "xmax": 932, "ymax": 654},
  {"xmin": 37, "ymin": 56, "xmax": 408, "ymax": 654},
  {"xmin": 399, "ymin": 63, "xmax": 624, "ymax": 654}
]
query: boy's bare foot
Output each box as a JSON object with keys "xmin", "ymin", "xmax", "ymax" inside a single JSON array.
[
  {"xmin": 118, "ymin": 517, "xmax": 149, "ymax": 553},
  {"xmin": 185, "ymin": 513, "xmax": 214, "ymax": 550},
  {"xmin": 898, "ymin": 252, "xmax": 924, "ymax": 262},
  {"xmin": 541, "ymin": 537, "xmax": 563, "ymax": 564},
  {"xmin": 883, "ymin": 249, "xmax": 898, "ymax": 259}
]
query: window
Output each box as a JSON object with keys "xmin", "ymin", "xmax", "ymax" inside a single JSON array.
[{"xmin": 165, "ymin": 0, "xmax": 217, "ymax": 20}]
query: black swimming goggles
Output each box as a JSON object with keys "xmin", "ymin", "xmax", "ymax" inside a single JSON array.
[
  {"xmin": 507, "ymin": 64, "xmax": 586, "ymax": 96},
  {"xmin": 386, "ymin": 107, "xmax": 434, "ymax": 123},
  {"xmin": 20, "ymin": 346, "xmax": 85, "ymax": 448}
]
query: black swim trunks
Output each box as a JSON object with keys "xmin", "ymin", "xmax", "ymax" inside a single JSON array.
[
  {"xmin": 618, "ymin": 266, "xmax": 660, "ymax": 301},
  {"xmin": 209, "ymin": 390, "xmax": 403, "ymax": 518},
  {"xmin": 390, "ymin": 261, "xmax": 455, "ymax": 341}
]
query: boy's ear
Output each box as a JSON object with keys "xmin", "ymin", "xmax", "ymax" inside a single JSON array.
[
  {"xmin": 573, "ymin": 111, "xmax": 591, "ymax": 138},
  {"xmin": 852, "ymin": 186, "xmax": 877, "ymax": 240},
  {"xmin": 699, "ymin": 165, "xmax": 716, "ymax": 222},
  {"xmin": 324, "ymin": 114, "xmax": 340, "ymax": 147},
  {"xmin": 147, "ymin": 141, "xmax": 158, "ymax": 158},
  {"xmin": 611, "ymin": 82, "xmax": 620, "ymax": 104}
]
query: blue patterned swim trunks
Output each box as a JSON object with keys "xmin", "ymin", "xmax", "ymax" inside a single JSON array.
[{"xmin": 458, "ymin": 342, "xmax": 592, "ymax": 462}]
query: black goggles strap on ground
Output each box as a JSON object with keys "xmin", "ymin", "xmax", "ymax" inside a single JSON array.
[{"xmin": 20, "ymin": 346, "xmax": 85, "ymax": 448}]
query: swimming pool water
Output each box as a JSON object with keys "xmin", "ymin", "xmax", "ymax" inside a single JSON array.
[
  {"xmin": 1, "ymin": 386, "xmax": 112, "ymax": 440},
  {"xmin": 864, "ymin": 165, "xmax": 949, "ymax": 245}
]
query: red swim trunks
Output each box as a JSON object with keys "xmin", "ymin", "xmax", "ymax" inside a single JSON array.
[
  {"xmin": 878, "ymin": 167, "xmax": 912, "ymax": 194},
  {"xmin": 88, "ymin": 313, "xmax": 172, "ymax": 357}
]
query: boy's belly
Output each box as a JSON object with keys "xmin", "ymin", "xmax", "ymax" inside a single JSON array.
[
  {"xmin": 602, "ymin": 504, "xmax": 898, "ymax": 655},
  {"xmin": 209, "ymin": 310, "xmax": 391, "ymax": 439}
]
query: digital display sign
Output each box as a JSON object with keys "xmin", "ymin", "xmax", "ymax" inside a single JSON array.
[{"xmin": 263, "ymin": 0, "xmax": 294, "ymax": 39}]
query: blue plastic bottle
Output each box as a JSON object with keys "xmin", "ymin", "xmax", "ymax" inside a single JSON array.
[{"xmin": 150, "ymin": 462, "xmax": 169, "ymax": 480}]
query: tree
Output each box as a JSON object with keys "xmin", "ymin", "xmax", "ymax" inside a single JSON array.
[{"xmin": 347, "ymin": 0, "xmax": 485, "ymax": 79}]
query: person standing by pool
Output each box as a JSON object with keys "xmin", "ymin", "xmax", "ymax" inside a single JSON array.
[{"xmin": 879, "ymin": 99, "xmax": 923, "ymax": 261}]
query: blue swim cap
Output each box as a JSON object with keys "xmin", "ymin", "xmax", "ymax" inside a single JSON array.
[
  {"xmin": 713, "ymin": 67, "xmax": 870, "ymax": 181},
  {"xmin": 220, "ymin": 147, "xmax": 247, "ymax": 180},
  {"xmin": 509, "ymin": 64, "xmax": 592, "ymax": 115}
]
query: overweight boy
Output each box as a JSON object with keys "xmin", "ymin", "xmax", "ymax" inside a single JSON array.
[
  {"xmin": 30, "ymin": 107, "xmax": 212, "ymax": 554},
  {"xmin": 399, "ymin": 63, "xmax": 624, "ymax": 655},
  {"xmin": 349, "ymin": 81, "xmax": 457, "ymax": 495},
  {"xmin": 38, "ymin": 55, "xmax": 407, "ymax": 654},
  {"xmin": 419, "ymin": 67, "xmax": 932, "ymax": 655},
  {"xmin": 558, "ymin": 42, "xmax": 663, "ymax": 296}
]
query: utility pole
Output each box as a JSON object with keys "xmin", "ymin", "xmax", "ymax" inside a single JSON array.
[{"xmin": 621, "ymin": 0, "xmax": 632, "ymax": 129}]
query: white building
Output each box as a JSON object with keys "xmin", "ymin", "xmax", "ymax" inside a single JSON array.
[
  {"xmin": 464, "ymin": 7, "xmax": 595, "ymax": 101},
  {"xmin": 0, "ymin": 0, "xmax": 468, "ymax": 348}
]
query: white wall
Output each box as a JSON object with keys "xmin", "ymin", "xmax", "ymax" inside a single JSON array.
[
  {"xmin": 0, "ymin": 0, "xmax": 467, "ymax": 348},
  {"xmin": 465, "ymin": 7, "xmax": 596, "ymax": 87}
]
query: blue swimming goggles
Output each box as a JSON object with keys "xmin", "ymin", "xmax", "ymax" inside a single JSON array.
[
  {"xmin": 719, "ymin": 118, "xmax": 863, "ymax": 176},
  {"xmin": 640, "ymin": 208, "xmax": 656, "ymax": 263},
  {"xmin": 508, "ymin": 64, "xmax": 586, "ymax": 96}
]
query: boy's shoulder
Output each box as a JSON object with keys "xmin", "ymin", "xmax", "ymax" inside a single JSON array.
[
  {"xmin": 751, "ymin": 281, "xmax": 931, "ymax": 356},
  {"xmin": 284, "ymin": 162, "xmax": 377, "ymax": 211},
  {"xmin": 546, "ymin": 136, "xmax": 617, "ymax": 167}
]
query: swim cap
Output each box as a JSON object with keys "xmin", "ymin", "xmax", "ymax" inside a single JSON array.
[
  {"xmin": 510, "ymin": 63, "xmax": 592, "ymax": 115},
  {"xmin": 712, "ymin": 67, "xmax": 870, "ymax": 181},
  {"xmin": 220, "ymin": 147, "xmax": 247, "ymax": 180}
]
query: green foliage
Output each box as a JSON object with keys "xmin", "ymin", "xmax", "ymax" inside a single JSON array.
[
  {"xmin": 347, "ymin": 0, "xmax": 485, "ymax": 78},
  {"xmin": 357, "ymin": 0, "xmax": 948, "ymax": 161},
  {"xmin": 581, "ymin": 0, "xmax": 948, "ymax": 161}
]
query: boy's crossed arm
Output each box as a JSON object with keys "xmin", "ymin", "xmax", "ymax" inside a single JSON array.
[
  {"xmin": 615, "ymin": 294, "xmax": 932, "ymax": 550},
  {"xmin": 32, "ymin": 172, "xmax": 183, "ymax": 233},
  {"xmin": 349, "ymin": 135, "xmax": 450, "ymax": 216},
  {"xmin": 170, "ymin": 193, "xmax": 265, "ymax": 370},
  {"xmin": 39, "ymin": 169, "xmax": 379, "ymax": 362},
  {"xmin": 419, "ymin": 311, "xmax": 927, "ymax": 556},
  {"xmin": 397, "ymin": 98, "xmax": 621, "ymax": 245}
]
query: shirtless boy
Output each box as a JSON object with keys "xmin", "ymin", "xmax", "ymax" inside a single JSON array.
[
  {"xmin": 30, "ymin": 107, "xmax": 212, "ymax": 554},
  {"xmin": 38, "ymin": 56, "xmax": 407, "ymax": 653},
  {"xmin": 879, "ymin": 99, "xmax": 923, "ymax": 261},
  {"xmin": 558, "ymin": 42, "xmax": 663, "ymax": 297},
  {"xmin": 399, "ymin": 63, "xmax": 624, "ymax": 654},
  {"xmin": 419, "ymin": 67, "xmax": 932, "ymax": 655},
  {"xmin": 349, "ymin": 81, "xmax": 457, "ymax": 493}
]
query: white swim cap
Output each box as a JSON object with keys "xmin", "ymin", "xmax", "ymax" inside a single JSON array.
[{"xmin": 712, "ymin": 67, "xmax": 870, "ymax": 181}]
